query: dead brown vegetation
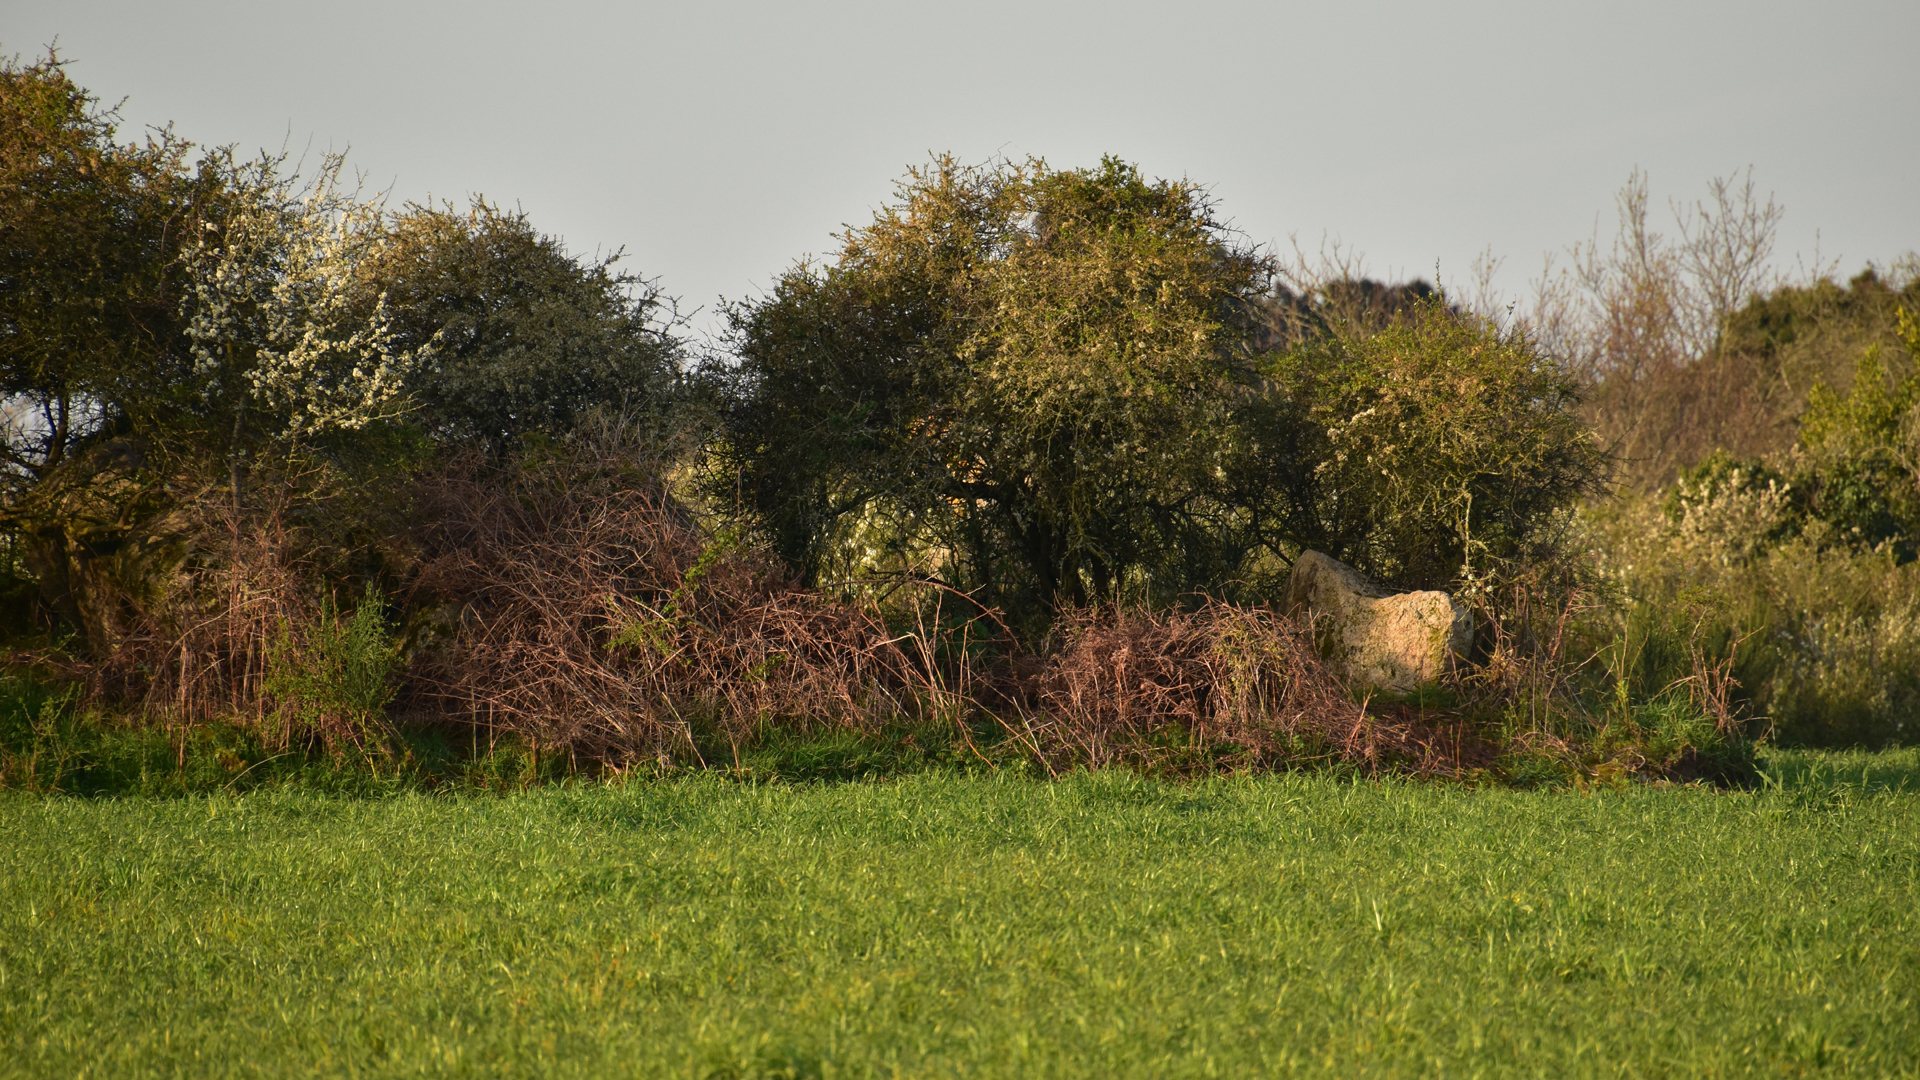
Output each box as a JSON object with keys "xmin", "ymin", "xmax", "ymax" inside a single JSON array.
[
  {"xmin": 73, "ymin": 492, "xmax": 354, "ymax": 749},
  {"xmin": 395, "ymin": 445, "xmax": 1466, "ymax": 774},
  {"xmin": 53, "ymin": 437, "xmax": 1500, "ymax": 779},
  {"xmin": 1018, "ymin": 603, "xmax": 1490, "ymax": 776},
  {"xmin": 400, "ymin": 447, "xmax": 923, "ymax": 767}
]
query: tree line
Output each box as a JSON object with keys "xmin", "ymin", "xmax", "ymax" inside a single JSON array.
[
  {"xmin": 7, "ymin": 48, "xmax": 1918, "ymax": 755},
  {"xmin": 0, "ymin": 53, "xmax": 1608, "ymax": 656}
]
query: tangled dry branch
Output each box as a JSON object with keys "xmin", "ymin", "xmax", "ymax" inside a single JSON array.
[
  {"xmin": 67, "ymin": 444, "xmax": 1483, "ymax": 777},
  {"xmin": 402, "ymin": 452, "xmax": 923, "ymax": 765},
  {"xmin": 1022, "ymin": 604, "xmax": 1487, "ymax": 775}
]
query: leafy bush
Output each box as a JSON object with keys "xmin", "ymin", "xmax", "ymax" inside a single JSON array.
[
  {"xmin": 367, "ymin": 200, "xmax": 695, "ymax": 456},
  {"xmin": 0, "ymin": 670, "xmax": 82, "ymax": 792},
  {"xmin": 264, "ymin": 582, "xmax": 402, "ymax": 754},
  {"xmin": 721, "ymin": 156, "xmax": 1603, "ymax": 629},
  {"xmin": 717, "ymin": 155, "xmax": 1275, "ymax": 620},
  {"xmin": 1259, "ymin": 299, "xmax": 1606, "ymax": 590},
  {"xmin": 1585, "ymin": 306, "xmax": 1920, "ymax": 746}
]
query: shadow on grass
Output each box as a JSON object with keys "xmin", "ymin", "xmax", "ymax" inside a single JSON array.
[
  {"xmin": 1758, "ymin": 746, "xmax": 1920, "ymax": 795},
  {"xmin": 7, "ymin": 666, "xmax": 1914, "ymax": 798},
  {"xmin": 0, "ymin": 668, "xmax": 1024, "ymax": 796}
]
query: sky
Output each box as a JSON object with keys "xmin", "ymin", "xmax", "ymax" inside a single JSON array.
[{"xmin": 8, "ymin": 0, "xmax": 1918, "ymax": 339}]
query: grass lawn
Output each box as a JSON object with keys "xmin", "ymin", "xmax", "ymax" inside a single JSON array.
[{"xmin": 2, "ymin": 750, "xmax": 1916, "ymax": 1078}]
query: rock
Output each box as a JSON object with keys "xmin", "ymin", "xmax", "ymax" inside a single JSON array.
[{"xmin": 1285, "ymin": 550, "xmax": 1473, "ymax": 692}]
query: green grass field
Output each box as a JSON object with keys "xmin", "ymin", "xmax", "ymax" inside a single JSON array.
[{"xmin": 2, "ymin": 750, "xmax": 1916, "ymax": 1078}]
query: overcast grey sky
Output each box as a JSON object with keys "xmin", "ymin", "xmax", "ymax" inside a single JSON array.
[{"xmin": 8, "ymin": 0, "xmax": 1917, "ymax": 336}]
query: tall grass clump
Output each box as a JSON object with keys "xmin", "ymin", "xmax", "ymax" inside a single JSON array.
[
  {"xmin": 1589, "ymin": 492, "xmax": 1920, "ymax": 748},
  {"xmin": 264, "ymin": 582, "xmax": 403, "ymax": 756},
  {"xmin": 0, "ymin": 670, "xmax": 83, "ymax": 792},
  {"xmin": 1420, "ymin": 563, "xmax": 1758, "ymax": 787}
]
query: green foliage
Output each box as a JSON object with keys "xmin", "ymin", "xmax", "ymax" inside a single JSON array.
[
  {"xmin": 0, "ymin": 670, "xmax": 81, "ymax": 792},
  {"xmin": 0, "ymin": 51, "xmax": 433, "ymax": 473},
  {"xmin": 180, "ymin": 149, "xmax": 431, "ymax": 444},
  {"xmin": 0, "ymin": 58, "xmax": 693, "ymax": 660},
  {"xmin": 1263, "ymin": 300, "xmax": 1606, "ymax": 589},
  {"xmin": 1733, "ymin": 540, "xmax": 1920, "ymax": 746},
  {"xmin": 0, "ymin": 53, "xmax": 215, "ymax": 649},
  {"xmin": 265, "ymin": 583, "xmax": 402, "ymax": 754},
  {"xmin": 1788, "ymin": 310, "xmax": 1920, "ymax": 556},
  {"xmin": 1661, "ymin": 449, "xmax": 1802, "ymax": 551},
  {"xmin": 0, "ymin": 50, "xmax": 214, "ymax": 469},
  {"xmin": 0, "ymin": 54, "xmax": 436, "ymax": 653},
  {"xmin": 1720, "ymin": 263, "xmax": 1920, "ymax": 404},
  {"xmin": 6, "ymin": 57, "xmax": 1891, "ymax": 766},
  {"xmin": 1591, "ymin": 307, "xmax": 1920, "ymax": 747},
  {"xmin": 1596, "ymin": 694, "xmax": 1757, "ymax": 786},
  {"xmin": 0, "ymin": 669, "xmax": 585, "ymax": 795},
  {"xmin": 718, "ymin": 155, "xmax": 1274, "ymax": 616},
  {"xmin": 1590, "ymin": 493, "xmax": 1920, "ymax": 748},
  {"xmin": 722, "ymin": 157, "xmax": 1600, "ymax": 623},
  {"xmin": 368, "ymin": 200, "xmax": 692, "ymax": 455},
  {"xmin": 3, "ymin": 770, "xmax": 1917, "ymax": 1075}
]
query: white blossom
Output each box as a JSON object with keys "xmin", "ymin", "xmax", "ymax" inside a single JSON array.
[{"xmin": 183, "ymin": 152, "xmax": 433, "ymax": 439}]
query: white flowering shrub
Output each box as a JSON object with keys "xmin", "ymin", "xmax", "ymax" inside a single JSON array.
[
  {"xmin": 183, "ymin": 151, "xmax": 432, "ymax": 440},
  {"xmin": 1665, "ymin": 457, "xmax": 1800, "ymax": 568}
]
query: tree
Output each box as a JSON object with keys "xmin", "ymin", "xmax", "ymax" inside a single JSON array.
[
  {"xmin": 0, "ymin": 51, "xmax": 209, "ymax": 481},
  {"xmin": 0, "ymin": 52, "xmax": 214, "ymax": 647},
  {"xmin": 0, "ymin": 53, "xmax": 434, "ymax": 650},
  {"xmin": 365, "ymin": 200, "xmax": 688, "ymax": 456},
  {"xmin": 1263, "ymin": 300, "xmax": 1607, "ymax": 590},
  {"xmin": 1530, "ymin": 169, "xmax": 1801, "ymax": 488},
  {"xmin": 1779, "ymin": 306, "xmax": 1920, "ymax": 558},
  {"xmin": 718, "ymin": 156, "xmax": 1274, "ymax": 616},
  {"xmin": 181, "ymin": 149, "xmax": 423, "ymax": 448}
]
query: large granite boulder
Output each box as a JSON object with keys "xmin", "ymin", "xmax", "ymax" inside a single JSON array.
[{"xmin": 1285, "ymin": 550, "xmax": 1473, "ymax": 692}]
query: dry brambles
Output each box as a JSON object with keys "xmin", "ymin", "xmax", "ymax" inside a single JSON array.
[{"xmin": 70, "ymin": 443, "xmax": 1490, "ymax": 776}]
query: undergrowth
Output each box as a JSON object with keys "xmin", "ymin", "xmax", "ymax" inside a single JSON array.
[{"xmin": 0, "ymin": 662, "xmax": 1753, "ymax": 796}]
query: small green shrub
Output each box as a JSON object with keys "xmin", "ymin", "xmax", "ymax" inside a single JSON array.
[
  {"xmin": 264, "ymin": 582, "xmax": 402, "ymax": 755},
  {"xmin": 1262, "ymin": 298, "xmax": 1606, "ymax": 590},
  {"xmin": 0, "ymin": 671, "xmax": 83, "ymax": 792}
]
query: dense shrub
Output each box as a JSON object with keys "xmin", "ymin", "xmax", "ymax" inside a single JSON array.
[
  {"xmin": 402, "ymin": 434, "xmax": 927, "ymax": 766},
  {"xmin": 1025, "ymin": 603, "xmax": 1479, "ymax": 775},
  {"xmin": 366, "ymin": 201, "xmax": 696, "ymax": 456},
  {"xmin": 1258, "ymin": 300, "xmax": 1606, "ymax": 591},
  {"xmin": 77, "ymin": 483, "xmax": 403, "ymax": 752},
  {"xmin": 0, "ymin": 56, "xmax": 1821, "ymax": 779},
  {"xmin": 721, "ymin": 156, "xmax": 1603, "ymax": 628},
  {"xmin": 1592, "ymin": 470, "xmax": 1920, "ymax": 746},
  {"xmin": 392, "ymin": 434, "xmax": 1488, "ymax": 775},
  {"xmin": 717, "ymin": 155, "xmax": 1275, "ymax": 620}
]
